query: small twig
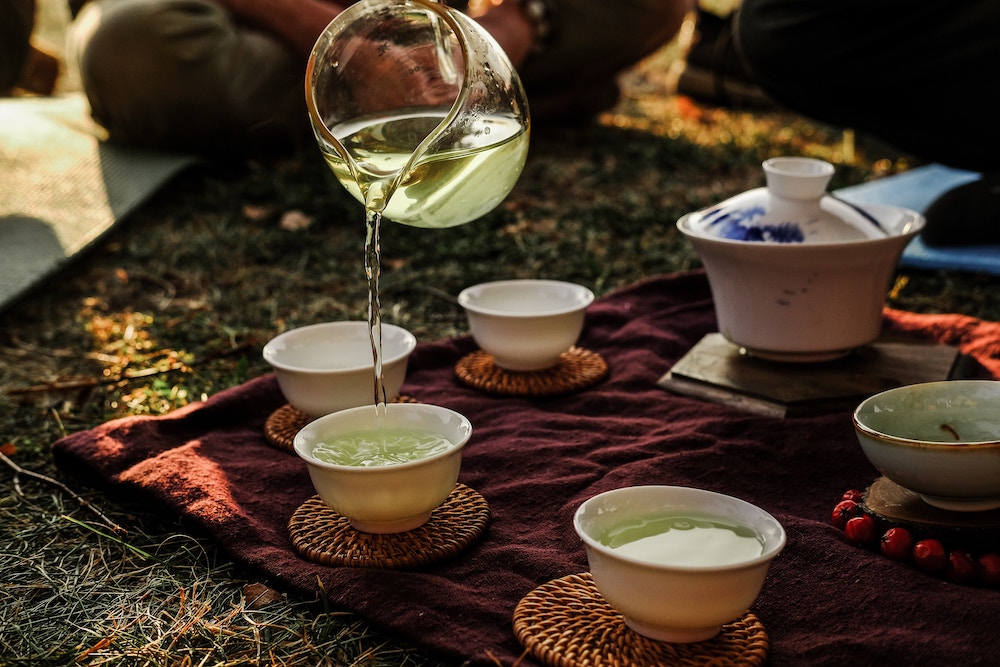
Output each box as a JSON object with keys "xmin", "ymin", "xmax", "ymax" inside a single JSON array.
[
  {"xmin": 5, "ymin": 377, "xmax": 99, "ymax": 396},
  {"xmin": 0, "ymin": 450, "xmax": 124, "ymax": 535},
  {"xmin": 75, "ymin": 636, "xmax": 113, "ymax": 662},
  {"xmin": 6, "ymin": 335, "xmax": 78, "ymax": 359},
  {"xmin": 486, "ymin": 648, "xmax": 531, "ymax": 667},
  {"xmin": 49, "ymin": 406, "xmax": 68, "ymax": 440},
  {"xmin": 5, "ymin": 364, "xmax": 186, "ymax": 396}
]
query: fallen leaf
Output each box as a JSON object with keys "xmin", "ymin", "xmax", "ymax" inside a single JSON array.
[
  {"xmin": 243, "ymin": 204, "xmax": 270, "ymax": 220},
  {"xmin": 675, "ymin": 95, "xmax": 703, "ymax": 121},
  {"xmin": 280, "ymin": 210, "xmax": 313, "ymax": 231},
  {"xmin": 243, "ymin": 582, "xmax": 283, "ymax": 609}
]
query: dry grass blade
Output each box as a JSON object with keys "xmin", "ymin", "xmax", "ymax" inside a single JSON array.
[
  {"xmin": 0, "ymin": 493, "xmax": 443, "ymax": 666},
  {"xmin": 0, "ymin": 451, "xmax": 123, "ymax": 535}
]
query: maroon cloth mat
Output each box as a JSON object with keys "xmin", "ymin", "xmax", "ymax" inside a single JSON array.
[{"xmin": 53, "ymin": 271, "xmax": 1000, "ymax": 666}]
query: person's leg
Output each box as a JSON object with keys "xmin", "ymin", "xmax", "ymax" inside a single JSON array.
[
  {"xmin": 519, "ymin": 0, "xmax": 694, "ymax": 120},
  {"xmin": 68, "ymin": 0, "xmax": 307, "ymax": 153},
  {"xmin": 921, "ymin": 173, "xmax": 1000, "ymax": 246},
  {"xmin": 673, "ymin": 6, "xmax": 773, "ymax": 108},
  {"xmin": 737, "ymin": 0, "xmax": 1000, "ymax": 247},
  {"xmin": 735, "ymin": 0, "xmax": 1000, "ymax": 173},
  {"xmin": 1, "ymin": 0, "xmax": 36, "ymax": 95}
]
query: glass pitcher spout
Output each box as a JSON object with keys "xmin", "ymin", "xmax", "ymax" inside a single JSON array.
[{"xmin": 306, "ymin": 0, "xmax": 531, "ymax": 228}]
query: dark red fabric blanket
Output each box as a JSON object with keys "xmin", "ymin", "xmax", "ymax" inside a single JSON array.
[{"xmin": 53, "ymin": 271, "xmax": 1000, "ymax": 666}]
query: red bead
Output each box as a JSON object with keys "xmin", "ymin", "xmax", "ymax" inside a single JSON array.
[
  {"xmin": 844, "ymin": 514, "xmax": 876, "ymax": 545},
  {"xmin": 831, "ymin": 499, "xmax": 861, "ymax": 529},
  {"xmin": 913, "ymin": 539, "xmax": 947, "ymax": 573},
  {"xmin": 880, "ymin": 527, "xmax": 914, "ymax": 561},
  {"xmin": 945, "ymin": 550, "xmax": 977, "ymax": 584},
  {"xmin": 977, "ymin": 553, "xmax": 1000, "ymax": 587}
]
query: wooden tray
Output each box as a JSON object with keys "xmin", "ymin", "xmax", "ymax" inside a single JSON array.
[
  {"xmin": 659, "ymin": 333, "xmax": 961, "ymax": 417},
  {"xmin": 862, "ymin": 476, "xmax": 1000, "ymax": 554}
]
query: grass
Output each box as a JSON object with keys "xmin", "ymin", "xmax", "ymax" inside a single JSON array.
[{"xmin": 3, "ymin": 7, "xmax": 1000, "ymax": 666}]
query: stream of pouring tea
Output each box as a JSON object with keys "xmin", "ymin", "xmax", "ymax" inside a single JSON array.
[
  {"xmin": 328, "ymin": 1, "xmax": 527, "ymax": 454},
  {"xmin": 364, "ymin": 1, "xmax": 469, "ymax": 443},
  {"xmin": 364, "ymin": 205, "xmax": 386, "ymax": 420},
  {"xmin": 363, "ymin": 0, "xmax": 454, "ymax": 438},
  {"xmin": 353, "ymin": 112, "xmax": 529, "ymax": 432}
]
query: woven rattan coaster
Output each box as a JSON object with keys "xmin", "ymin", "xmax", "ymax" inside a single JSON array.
[
  {"xmin": 264, "ymin": 396, "xmax": 420, "ymax": 453},
  {"xmin": 455, "ymin": 347, "xmax": 608, "ymax": 397},
  {"xmin": 288, "ymin": 483, "xmax": 490, "ymax": 568},
  {"xmin": 513, "ymin": 573, "xmax": 769, "ymax": 667},
  {"xmin": 264, "ymin": 405, "xmax": 312, "ymax": 453}
]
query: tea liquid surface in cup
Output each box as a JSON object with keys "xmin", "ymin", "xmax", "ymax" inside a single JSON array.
[
  {"xmin": 599, "ymin": 514, "xmax": 765, "ymax": 567},
  {"xmin": 312, "ymin": 428, "xmax": 454, "ymax": 467}
]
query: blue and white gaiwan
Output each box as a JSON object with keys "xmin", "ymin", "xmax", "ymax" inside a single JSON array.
[{"xmin": 678, "ymin": 157, "xmax": 925, "ymax": 362}]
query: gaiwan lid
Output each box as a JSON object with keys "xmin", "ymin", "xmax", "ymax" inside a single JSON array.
[{"xmin": 686, "ymin": 157, "xmax": 887, "ymax": 243}]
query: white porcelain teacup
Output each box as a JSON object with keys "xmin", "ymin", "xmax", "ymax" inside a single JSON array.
[
  {"xmin": 263, "ymin": 321, "xmax": 416, "ymax": 417},
  {"xmin": 854, "ymin": 380, "xmax": 1000, "ymax": 512},
  {"xmin": 574, "ymin": 485, "xmax": 786, "ymax": 643},
  {"xmin": 458, "ymin": 279, "xmax": 594, "ymax": 371},
  {"xmin": 294, "ymin": 402, "xmax": 472, "ymax": 533}
]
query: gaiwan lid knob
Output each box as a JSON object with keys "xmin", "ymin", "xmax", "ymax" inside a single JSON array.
[
  {"xmin": 691, "ymin": 157, "xmax": 883, "ymax": 243},
  {"xmin": 763, "ymin": 156, "xmax": 834, "ymax": 200}
]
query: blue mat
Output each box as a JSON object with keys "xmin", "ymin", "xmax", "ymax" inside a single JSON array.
[{"xmin": 835, "ymin": 164, "xmax": 1000, "ymax": 275}]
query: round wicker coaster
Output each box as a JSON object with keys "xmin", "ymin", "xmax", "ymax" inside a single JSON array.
[
  {"xmin": 455, "ymin": 347, "xmax": 608, "ymax": 397},
  {"xmin": 512, "ymin": 573, "xmax": 769, "ymax": 667},
  {"xmin": 288, "ymin": 483, "xmax": 490, "ymax": 568},
  {"xmin": 264, "ymin": 396, "xmax": 420, "ymax": 453},
  {"xmin": 264, "ymin": 405, "xmax": 312, "ymax": 453}
]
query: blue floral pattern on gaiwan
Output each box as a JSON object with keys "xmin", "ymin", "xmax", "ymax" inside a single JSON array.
[
  {"xmin": 699, "ymin": 205, "xmax": 805, "ymax": 243},
  {"xmin": 686, "ymin": 157, "xmax": 883, "ymax": 244}
]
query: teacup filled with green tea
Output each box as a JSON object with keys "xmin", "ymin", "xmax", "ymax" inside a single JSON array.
[
  {"xmin": 574, "ymin": 485, "xmax": 785, "ymax": 643},
  {"xmin": 294, "ymin": 402, "xmax": 472, "ymax": 533}
]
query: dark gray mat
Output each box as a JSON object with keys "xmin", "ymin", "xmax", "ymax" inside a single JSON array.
[{"xmin": 0, "ymin": 93, "xmax": 197, "ymax": 311}]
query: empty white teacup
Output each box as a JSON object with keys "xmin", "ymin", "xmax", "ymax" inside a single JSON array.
[
  {"xmin": 263, "ymin": 321, "xmax": 416, "ymax": 417},
  {"xmin": 458, "ymin": 279, "xmax": 594, "ymax": 371}
]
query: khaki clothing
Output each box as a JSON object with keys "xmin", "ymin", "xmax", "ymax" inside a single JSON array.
[{"xmin": 69, "ymin": 0, "xmax": 690, "ymax": 153}]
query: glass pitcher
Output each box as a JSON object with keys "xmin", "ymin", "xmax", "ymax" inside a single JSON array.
[{"xmin": 305, "ymin": 0, "xmax": 531, "ymax": 228}]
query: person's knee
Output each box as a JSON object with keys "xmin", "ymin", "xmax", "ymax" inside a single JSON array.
[
  {"xmin": 525, "ymin": 0, "xmax": 692, "ymax": 86},
  {"xmin": 596, "ymin": 0, "xmax": 693, "ymax": 64},
  {"xmin": 70, "ymin": 0, "xmax": 245, "ymax": 147},
  {"xmin": 615, "ymin": 0, "xmax": 694, "ymax": 60},
  {"xmin": 71, "ymin": 0, "xmax": 231, "ymax": 81}
]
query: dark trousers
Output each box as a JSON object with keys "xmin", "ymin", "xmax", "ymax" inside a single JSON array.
[
  {"xmin": 736, "ymin": 0, "xmax": 999, "ymax": 172},
  {"xmin": 0, "ymin": 0, "xmax": 35, "ymax": 94}
]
